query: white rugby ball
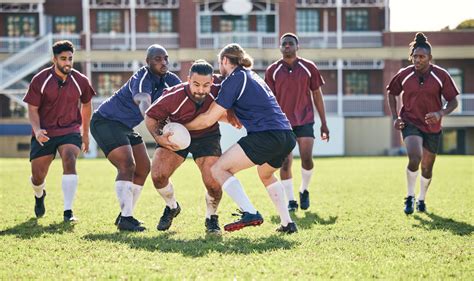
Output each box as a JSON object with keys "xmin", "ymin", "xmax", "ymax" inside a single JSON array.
[{"xmin": 163, "ymin": 122, "xmax": 191, "ymax": 150}]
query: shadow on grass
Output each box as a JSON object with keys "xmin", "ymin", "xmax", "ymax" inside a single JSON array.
[
  {"xmin": 0, "ymin": 218, "xmax": 75, "ymax": 239},
  {"xmin": 82, "ymin": 232, "xmax": 297, "ymax": 257},
  {"xmin": 270, "ymin": 211, "xmax": 338, "ymax": 230},
  {"xmin": 413, "ymin": 212, "xmax": 474, "ymax": 236}
]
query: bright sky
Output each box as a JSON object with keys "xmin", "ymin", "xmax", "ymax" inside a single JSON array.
[{"xmin": 390, "ymin": 0, "xmax": 474, "ymax": 31}]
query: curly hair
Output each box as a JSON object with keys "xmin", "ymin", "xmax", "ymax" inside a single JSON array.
[{"xmin": 409, "ymin": 32, "xmax": 432, "ymax": 60}]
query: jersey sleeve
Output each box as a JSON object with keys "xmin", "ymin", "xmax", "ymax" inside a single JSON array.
[
  {"xmin": 23, "ymin": 76, "xmax": 42, "ymax": 107},
  {"xmin": 264, "ymin": 65, "xmax": 276, "ymax": 94},
  {"xmin": 441, "ymin": 72, "xmax": 460, "ymax": 101},
  {"xmin": 309, "ymin": 63, "xmax": 325, "ymax": 91},
  {"xmin": 80, "ymin": 77, "xmax": 96, "ymax": 103},
  {"xmin": 386, "ymin": 71, "xmax": 403, "ymax": 96},
  {"xmin": 146, "ymin": 91, "xmax": 172, "ymax": 121},
  {"xmin": 130, "ymin": 69, "xmax": 153, "ymax": 97},
  {"xmin": 215, "ymin": 72, "xmax": 244, "ymax": 109}
]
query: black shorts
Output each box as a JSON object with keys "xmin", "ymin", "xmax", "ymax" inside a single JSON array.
[
  {"xmin": 158, "ymin": 133, "xmax": 222, "ymax": 161},
  {"xmin": 90, "ymin": 113, "xmax": 143, "ymax": 157},
  {"xmin": 292, "ymin": 123, "xmax": 315, "ymax": 138},
  {"xmin": 402, "ymin": 122, "xmax": 441, "ymax": 154},
  {"xmin": 30, "ymin": 133, "xmax": 82, "ymax": 161},
  {"xmin": 238, "ymin": 130, "xmax": 296, "ymax": 169}
]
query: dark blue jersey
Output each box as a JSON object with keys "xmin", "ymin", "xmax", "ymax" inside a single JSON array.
[
  {"xmin": 96, "ymin": 66, "xmax": 181, "ymax": 128},
  {"xmin": 216, "ymin": 66, "xmax": 291, "ymax": 133}
]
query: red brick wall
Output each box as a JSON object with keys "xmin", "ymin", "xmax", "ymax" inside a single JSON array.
[
  {"xmin": 44, "ymin": 0, "xmax": 83, "ymax": 32},
  {"xmin": 279, "ymin": 0, "xmax": 296, "ymax": 35},
  {"xmin": 178, "ymin": 0, "xmax": 196, "ymax": 48}
]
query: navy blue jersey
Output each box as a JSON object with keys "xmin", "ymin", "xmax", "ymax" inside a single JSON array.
[
  {"xmin": 96, "ymin": 66, "xmax": 181, "ymax": 128},
  {"xmin": 216, "ymin": 66, "xmax": 291, "ymax": 133}
]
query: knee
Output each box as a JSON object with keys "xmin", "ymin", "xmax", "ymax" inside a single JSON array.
[
  {"xmin": 421, "ymin": 166, "xmax": 433, "ymax": 178},
  {"xmin": 151, "ymin": 171, "xmax": 168, "ymax": 189},
  {"xmin": 31, "ymin": 171, "xmax": 47, "ymax": 185},
  {"xmin": 301, "ymin": 157, "xmax": 313, "ymax": 170},
  {"xmin": 206, "ymin": 182, "xmax": 222, "ymax": 200},
  {"xmin": 62, "ymin": 153, "xmax": 77, "ymax": 170},
  {"xmin": 408, "ymin": 154, "xmax": 422, "ymax": 167},
  {"xmin": 281, "ymin": 157, "xmax": 291, "ymax": 172},
  {"xmin": 210, "ymin": 163, "xmax": 223, "ymax": 181},
  {"xmin": 138, "ymin": 160, "xmax": 151, "ymax": 178},
  {"xmin": 117, "ymin": 158, "xmax": 136, "ymax": 178}
]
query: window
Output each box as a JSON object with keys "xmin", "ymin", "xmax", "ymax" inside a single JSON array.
[
  {"xmin": 97, "ymin": 11, "xmax": 122, "ymax": 33},
  {"xmin": 200, "ymin": 15, "xmax": 211, "ymax": 33},
  {"xmin": 344, "ymin": 72, "xmax": 368, "ymax": 95},
  {"xmin": 54, "ymin": 16, "xmax": 77, "ymax": 34},
  {"xmin": 296, "ymin": 9, "xmax": 319, "ymax": 33},
  {"xmin": 256, "ymin": 15, "xmax": 275, "ymax": 33},
  {"xmin": 6, "ymin": 15, "xmax": 37, "ymax": 37},
  {"xmin": 149, "ymin": 10, "xmax": 173, "ymax": 33},
  {"xmin": 447, "ymin": 68, "xmax": 463, "ymax": 113},
  {"xmin": 219, "ymin": 16, "xmax": 248, "ymax": 32},
  {"xmin": 345, "ymin": 9, "xmax": 368, "ymax": 31},
  {"xmin": 97, "ymin": 73, "xmax": 123, "ymax": 97}
]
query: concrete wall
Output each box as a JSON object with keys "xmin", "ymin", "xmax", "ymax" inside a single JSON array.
[{"xmin": 344, "ymin": 116, "xmax": 392, "ymax": 156}]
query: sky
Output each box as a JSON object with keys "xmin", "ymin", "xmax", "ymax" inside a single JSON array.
[{"xmin": 390, "ymin": 0, "xmax": 474, "ymax": 31}]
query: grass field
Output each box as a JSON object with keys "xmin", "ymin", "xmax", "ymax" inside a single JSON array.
[{"xmin": 0, "ymin": 156, "xmax": 472, "ymax": 279}]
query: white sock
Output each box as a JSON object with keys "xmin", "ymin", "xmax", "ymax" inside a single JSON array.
[
  {"xmin": 31, "ymin": 177, "xmax": 45, "ymax": 198},
  {"xmin": 419, "ymin": 175, "xmax": 432, "ymax": 201},
  {"xmin": 205, "ymin": 192, "xmax": 218, "ymax": 218},
  {"xmin": 157, "ymin": 181, "xmax": 177, "ymax": 209},
  {"xmin": 62, "ymin": 174, "xmax": 78, "ymax": 211},
  {"xmin": 222, "ymin": 176, "xmax": 257, "ymax": 214},
  {"xmin": 131, "ymin": 183, "xmax": 143, "ymax": 211},
  {"xmin": 299, "ymin": 168, "xmax": 313, "ymax": 193},
  {"xmin": 266, "ymin": 181, "xmax": 292, "ymax": 226},
  {"xmin": 281, "ymin": 178, "xmax": 295, "ymax": 202},
  {"xmin": 406, "ymin": 168, "xmax": 418, "ymax": 197},
  {"xmin": 115, "ymin": 180, "xmax": 133, "ymax": 217}
]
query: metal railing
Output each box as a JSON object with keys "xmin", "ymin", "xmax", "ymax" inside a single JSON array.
[
  {"xmin": 455, "ymin": 94, "xmax": 474, "ymax": 115},
  {"xmin": 324, "ymin": 94, "xmax": 385, "ymax": 116},
  {"xmin": 52, "ymin": 34, "xmax": 82, "ymax": 50},
  {"xmin": 299, "ymin": 31, "xmax": 382, "ymax": 48},
  {"xmin": 135, "ymin": 33, "xmax": 179, "ymax": 49},
  {"xmin": 198, "ymin": 32, "xmax": 278, "ymax": 49},
  {"xmin": 91, "ymin": 33, "xmax": 130, "ymax": 50},
  {"xmin": 0, "ymin": 37, "xmax": 36, "ymax": 53}
]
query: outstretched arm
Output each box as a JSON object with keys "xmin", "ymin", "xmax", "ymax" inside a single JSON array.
[
  {"xmin": 133, "ymin": 93, "xmax": 152, "ymax": 117},
  {"xmin": 311, "ymin": 87, "xmax": 329, "ymax": 141},
  {"xmin": 185, "ymin": 101, "xmax": 227, "ymax": 131}
]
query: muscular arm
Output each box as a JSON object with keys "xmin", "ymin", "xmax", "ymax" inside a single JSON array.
[
  {"xmin": 145, "ymin": 115, "xmax": 180, "ymax": 151},
  {"xmin": 27, "ymin": 104, "xmax": 49, "ymax": 146},
  {"xmin": 311, "ymin": 87, "xmax": 329, "ymax": 141},
  {"xmin": 388, "ymin": 93, "xmax": 405, "ymax": 130},
  {"xmin": 425, "ymin": 97, "xmax": 459, "ymax": 124},
  {"xmin": 133, "ymin": 93, "xmax": 152, "ymax": 117},
  {"xmin": 80, "ymin": 101, "xmax": 92, "ymax": 152},
  {"xmin": 184, "ymin": 101, "xmax": 227, "ymax": 131}
]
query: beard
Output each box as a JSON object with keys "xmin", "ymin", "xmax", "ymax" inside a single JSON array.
[
  {"xmin": 59, "ymin": 65, "xmax": 71, "ymax": 75},
  {"xmin": 192, "ymin": 93, "xmax": 206, "ymax": 104}
]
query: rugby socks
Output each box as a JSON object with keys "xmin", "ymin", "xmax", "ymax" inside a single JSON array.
[
  {"xmin": 222, "ymin": 176, "xmax": 257, "ymax": 214},
  {"xmin": 406, "ymin": 168, "xmax": 418, "ymax": 197},
  {"xmin": 419, "ymin": 176, "xmax": 432, "ymax": 201},
  {"xmin": 281, "ymin": 178, "xmax": 295, "ymax": 202},
  {"xmin": 205, "ymin": 192, "xmax": 218, "ymax": 219},
  {"xmin": 299, "ymin": 168, "xmax": 313, "ymax": 193},
  {"xmin": 62, "ymin": 174, "xmax": 78, "ymax": 211},
  {"xmin": 115, "ymin": 180, "xmax": 134, "ymax": 217},
  {"xmin": 266, "ymin": 181, "xmax": 292, "ymax": 226},
  {"xmin": 30, "ymin": 177, "xmax": 45, "ymax": 198},
  {"xmin": 157, "ymin": 181, "xmax": 178, "ymax": 209},
  {"xmin": 131, "ymin": 183, "xmax": 143, "ymax": 211}
]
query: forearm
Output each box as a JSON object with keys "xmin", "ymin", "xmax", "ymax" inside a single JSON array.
[
  {"xmin": 145, "ymin": 116, "xmax": 163, "ymax": 140},
  {"xmin": 439, "ymin": 98, "xmax": 459, "ymax": 117},
  {"xmin": 81, "ymin": 102, "xmax": 92, "ymax": 135},
  {"xmin": 185, "ymin": 102, "xmax": 225, "ymax": 131},
  {"xmin": 134, "ymin": 93, "xmax": 152, "ymax": 117},
  {"xmin": 27, "ymin": 105, "xmax": 42, "ymax": 132},
  {"xmin": 312, "ymin": 89, "xmax": 327, "ymax": 124},
  {"xmin": 388, "ymin": 94, "xmax": 399, "ymax": 119}
]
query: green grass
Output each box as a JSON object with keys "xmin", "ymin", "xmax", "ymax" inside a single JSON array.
[{"xmin": 0, "ymin": 156, "xmax": 472, "ymax": 279}]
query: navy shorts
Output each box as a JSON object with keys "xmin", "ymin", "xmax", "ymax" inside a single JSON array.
[
  {"xmin": 238, "ymin": 130, "xmax": 296, "ymax": 168},
  {"xmin": 292, "ymin": 122, "xmax": 315, "ymax": 138},
  {"xmin": 30, "ymin": 133, "xmax": 82, "ymax": 161},
  {"xmin": 157, "ymin": 133, "xmax": 222, "ymax": 161},
  {"xmin": 90, "ymin": 113, "xmax": 143, "ymax": 157},
  {"xmin": 402, "ymin": 122, "xmax": 441, "ymax": 154}
]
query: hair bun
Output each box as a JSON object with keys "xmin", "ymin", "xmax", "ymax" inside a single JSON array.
[{"xmin": 415, "ymin": 32, "xmax": 427, "ymax": 44}]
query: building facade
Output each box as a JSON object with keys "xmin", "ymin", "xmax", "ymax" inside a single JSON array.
[{"xmin": 1, "ymin": 0, "xmax": 473, "ymax": 157}]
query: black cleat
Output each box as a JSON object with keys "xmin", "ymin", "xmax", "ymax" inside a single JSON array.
[
  {"xmin": 115, "ymin": 212, "xmax": 142, "ymax": 226},
  {"xmin": 288, "ymin": 200, "xmax": 299, "ymax": 212},
  {"xmin": 404, "ymin": 196, "xmax": 415, "ymax": 215},
  {"xmin": 276, "ymin": 222, "xmax": 298, "ymax": 234},
  {"xmin": 300, "ymin": 190, "xmax": 310, "ymax": 210},
  {"xmin": 157, "ymin": 203, "xmax": 181, "ymax": 231},
  {"xmin": 416, "ymin": 200, "xmax": 426, "ymax": 212},
  {"xmin": 224, "ymin": 211, "xmax": 264, "ymax": 232},
  {"xmin": 118, "ymin": 216, "xmax": 146, "ymax": 232},
  {"xmin": 63, "ymin": 210, "xmax": 78, "ymax": 222},
  {"xmin": 205, "ymin": 215, "xmax": 221, "ymax": 234},
  {"xmin": 34, "ymin": 190, "xmax": 46, "ymax": 218}
]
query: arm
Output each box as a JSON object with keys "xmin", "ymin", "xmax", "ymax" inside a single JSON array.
[
  {"xmin": 388, "ymin": 93, "xmax": 405, "ymax": 130},
  {"xmin": 145, "ymin": 115, "xmax": 181, "ymax": 151},
  {"xmin": 425, "ymin": 97, "xmax": 459, "ymax": 125},
  {"xmin": 80, "ymin": 101, "xmax": 92, "ymax": 152},
  {"xmin": 218, "ymin": 109, "xmax": 242, "ymax": 129},
  {"xmin": 133, "ymin": 93, "xmax": 152, "ymax": 117},
  {"xmin": 27, "ymin": 104, "xmax": 49, "ymax": 146},
  {"xmin": 311, "ymin": 87, "xmax": 329, "ymax": 141},
  {"xmin": 185, "ymin": 101, "xmax": 227, "ymax": 131}
]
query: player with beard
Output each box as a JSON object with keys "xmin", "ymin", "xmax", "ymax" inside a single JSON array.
[{"xmin": 23, "ymin": 40, "xmax": 96, "ymax": 222}]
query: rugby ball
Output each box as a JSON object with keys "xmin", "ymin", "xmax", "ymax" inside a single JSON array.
[{"xmin": 163, "ymin": 122, "xmax": 191, "ymax": 150}]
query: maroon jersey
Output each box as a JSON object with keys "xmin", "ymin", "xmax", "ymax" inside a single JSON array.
[
  {"xmin": 23, "ymin": 66, "xmax": 96, "ymax": 137},
  {"xmin": 387, "ymin": 64, "xmax": 459, "ymax": 133},
  {"xmin": 265, "ymin": 57, "xmax": 325, "ymax": 126},
  {"xmin": 146, "ymin": 75, "xmax": 221, "ymax": 139}
]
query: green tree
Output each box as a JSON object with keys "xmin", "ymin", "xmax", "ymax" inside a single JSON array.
[{"xmin": 455, "ymin": 19, "xmax": 474, "ymax": 29}]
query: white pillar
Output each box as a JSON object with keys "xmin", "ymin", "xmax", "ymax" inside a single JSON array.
[
  {"xmin": 130, "ymin": 0, "xmax": 136, "ymax": 51},
  {"xmin": 384, "ymin": 0, "xmax": 390, "ymax": 31},
  {"xmin": 38, "ymin": 2, "xmax": 45, "ymax": 36},
  {"xmin": 337, "ymin": 59, "xmax": 343, "ymax": 116},
  {"xmin": 82, "ymin": 0, "xmax": 91, "ymax": 79},
  {"xmin": 336, "ymin": 0, "xmax": 342, "ymax": 49},
  {"xmin": 323, "ymin": 9, "xmax": 328, "ymax": 48}
]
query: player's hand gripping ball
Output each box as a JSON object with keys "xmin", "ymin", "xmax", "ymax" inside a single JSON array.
[{"xmin": 163, "ymin": 122, "xmax": 191, "ymax": 150}]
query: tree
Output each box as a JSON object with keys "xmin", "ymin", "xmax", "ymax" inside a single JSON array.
[{"xmin": 455, "ymin": 19, "xmax": 474, "ymax": 30}]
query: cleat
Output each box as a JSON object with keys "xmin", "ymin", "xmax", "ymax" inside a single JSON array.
[
  {"xmin": 404, "ymin": 196, "xmax": 415, "ymax": 215},
  {"xmin": 63, "ymin": 210, "xmax": 78, "ymax": 222},
  {"xmin": 224, "ymin": 211, "xmax": 264, "ymax": 232},
  {"xmin": 115, "ymin": 212, "xmax": 142, "ymax": 226},
  {"xmin": 288, "ymin": 200, "xmax": 298, "ymax": 212},
  {"xmin": 157, "ymin": 202, "xmax": 181, "ymax": 231},
  {"xmin": 276, "ymin": 222, "xmax": 298, "ymax": 234},
  {"xmin": 34, "ymin": 190, "xmax": 46, "ymax": 218},
  {"xmin": 300, "ymin": 190, "xmax": 310, "ymax": 210},
  {"xmin": 416, "ymin": 200, "xmax": 426, "ymax": 212},
  {"xmin": 205, "ymin": 215, "xmax": 221, "ymax": 234},
  {"xmin": 118, "ymin": 216, "xmax": 146, "ymax": 232}
]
